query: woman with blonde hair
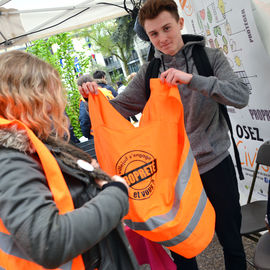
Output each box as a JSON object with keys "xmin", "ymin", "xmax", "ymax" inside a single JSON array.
[{"xmin": 0, "ymin": 50, "xmax": 138, "ymax": 270}]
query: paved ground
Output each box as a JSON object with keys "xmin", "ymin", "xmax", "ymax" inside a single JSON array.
[
  {"xmin": 196, "ymin": 234, "xmax": 257, "ymax": 270},
  {"xmin": 139, "ymin": 234, "xmax": 257, "ymax": 270}
]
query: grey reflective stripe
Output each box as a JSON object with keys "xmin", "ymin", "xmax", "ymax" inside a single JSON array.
[
  {"xmin": 0, "ymin": 232, "xmax": 28, "ymax": 260},
  {"xmin": 0, "ymin": 232, "xmax": 73, "ymax": 270},
  {"xmin": 0, "ymin": 267, "xmax": 5, "ymax": 270},
  {"xmin": 60, "ymin": 261, "xmax": 73, "ymax": 270},
  {"xmin": 124, "ymin": 148, "xmax": 194, "ymax": 231},
  {"xmin": 157, "ymin": 189, "xmax": 207, "ymax": 247}
]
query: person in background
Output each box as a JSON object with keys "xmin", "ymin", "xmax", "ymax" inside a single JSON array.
[
  {"xmin": 117, "ymin": 81, "xmax": 126, "ymax": 94},
  {"xmin": 93, "ymin": 70, "xmax": 118, "ymax": 97},
  {"xmin": 78, "ymin": 74, "xmax": 115, "ymax": 140},
  {"xmin": 127, "ymin": 72, "xmax": 137, "ymax": 83},
  {"xmin": 64, "ymin": 111, "xmax": 81, "ymax": 144},
  {"xmin": 0, "ymin": 50, "xmax": 138, "ymax": 270},
  {"xmin": 79, "ymin": 1, "xmax": 249, "ymax": 269},
  {"xmin": 68, "ymin": 121, "xmax": 80, "ymax": 143}
]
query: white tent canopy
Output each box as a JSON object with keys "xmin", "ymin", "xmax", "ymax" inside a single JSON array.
[
  {"xmin": 0, "ymin": 0, "xmax": 269, "ymax": 55},
  {"xmin": 0, "ymin": 0, "xmax": 138, "ymax": 48}
]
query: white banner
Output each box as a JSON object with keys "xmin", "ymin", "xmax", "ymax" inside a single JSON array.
[{"xmin": 177, "ymin": 0, "xmax": 270, "ymax": 204}]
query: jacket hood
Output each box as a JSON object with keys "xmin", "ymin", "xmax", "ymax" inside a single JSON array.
[
  {"xmin": 95, "ymin": 78, "xmax": 107, "ymax": 85},
  {"xmin": 0, "ymin": 126, "xmax": 35, "ymax": 153},
  {"xmin": 154, "ymin": 34, "xmax": 205, "ymax": 61},
  {"xmin": 0, "ymin": 125, "xmax": 112, "ymax": 183}
]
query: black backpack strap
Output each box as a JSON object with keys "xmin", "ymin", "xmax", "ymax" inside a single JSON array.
[
  {"xmin": 192, "ymin": 45, "xmax": 213, "ymax": 77},
  {"xmin": 192, "ymin": 45, "xmax": 244, "ymax": 180},
  {"xmin": 145, "ymin": 57, "xmax": 161, "ymax": 101},
  {"xmin": 219, "ymin": 104, "xmax": 244, "ymax": 180}
]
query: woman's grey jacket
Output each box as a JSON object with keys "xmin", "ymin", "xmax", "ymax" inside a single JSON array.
[{"xmin": 0, "ymin": 127, "xmax": 138, "ymax": 270}]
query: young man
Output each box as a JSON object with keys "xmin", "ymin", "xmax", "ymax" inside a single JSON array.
[{"xmin": 79, "ymin": 0, "xmax": 249, "ymax": 269}]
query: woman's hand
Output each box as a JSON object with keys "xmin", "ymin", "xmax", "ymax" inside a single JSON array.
[
  {"xmin": 78, "ymin": 81, "xmax": 99, "ymax": 98},
  {"xmin": 95, "ymin": 179, "xmax": 108, "ymax": 188},
  {"xmin": 95, "ymin": 175, "xmax": 129, "ymax": 190},
  {"xmin": 111, "ymin": 175, "xmax": 129, "ymax": 190},
  {"xmin": 91, "ymin": 159, "xmax": 99, "ymax": 169},
  {"xmin": 160, "ymin": 68, "xmax": 193, "ymax": 86}
]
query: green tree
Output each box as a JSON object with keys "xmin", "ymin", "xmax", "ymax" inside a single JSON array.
[
  {"xmin": 26, "ymin": 33, "xmax": 92, "ymax": 138},
  {"xmin": 75, "ymin": 15, "xmax": 136, "ymax": 76}
]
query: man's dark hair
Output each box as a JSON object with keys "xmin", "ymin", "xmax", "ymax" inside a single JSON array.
[
  {"xmin": 138, "ymin": 0, "xmax": 179, "ymax": 27},
  {"xmin": 93, "ymin": 70, "xmax": 106, "ymax": 79},
  {"xmin": 77, "ymin": 74, "xmax": 93, "ymax": 86}
]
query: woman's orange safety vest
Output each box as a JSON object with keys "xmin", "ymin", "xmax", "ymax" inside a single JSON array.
[
  {"xmin": 0, "ymin": 117, "xmax": 85, "ymax": 270},
  {"xmin": 88, "ymin": 79, "xmax": 216, "ymax": 258}
]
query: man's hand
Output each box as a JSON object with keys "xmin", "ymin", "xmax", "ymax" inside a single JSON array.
[
  {"xmin": 78, "ymin": 81, "xmax": 99, "ymax": 98},
  {"xmin": 160, "ymin": 68, "xmax": 193, "ymax": 86}
]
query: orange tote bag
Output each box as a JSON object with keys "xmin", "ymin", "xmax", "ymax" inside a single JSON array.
[{"xmin": 88, "ymin": 79, "xmax": 215, "ymax": 258}]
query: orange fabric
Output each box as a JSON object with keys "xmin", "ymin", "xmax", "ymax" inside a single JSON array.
[
  {"xmin": 80, "ymin": 87, "xmax": 114, "ymax": 106},
  {"xmin": 0, "ymin": 117, "xmax": 85, "ymax": 269},
  {"xmin": 88, "ymin": 79, "xmax": 215, "ymax": 258},
  {"xmin": 80, "ymin": 88, "xmax": 114, "ymax": 138},
  {"xmin": 99, "ymin": 88, "xmax": 114, "ymax": 100},
  {"xmin": 0, "ymin": 219, "xmax": 9, "ymax": 235},
  {"xmin": 0, "ymin": 249, "xmax": 63, "ymax": 270}
]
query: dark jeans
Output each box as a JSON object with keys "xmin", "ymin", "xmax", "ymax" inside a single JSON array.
[{"xmin": 171, "ymin": 155, "xmax": 246, "ymax": 270}]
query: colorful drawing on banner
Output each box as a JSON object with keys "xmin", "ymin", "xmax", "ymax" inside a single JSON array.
[
  {"xmin": 229, "ymin": 39, "xmax": 237, "ymax": 51},
  {"xmin": 209, "ymin": 2, "xmax": 219, "ymax": 23},
  {"xmin": 181, "ymin": 0, "xmax": 270, "ymax": 202},
  {"xmin": 207, "ymin": 7, "xmax": 213, "ymax": 23},
  {"xmin": 218, "ymin": 0, "xmax": 225, "ymax": 18},
  {"xmin": 234, "ymin": 56, "xmax": 241, "ymax": 66},
  {"xmin": 182, "ymin": 0, "xmax": 260, "ymax": 96},
  {"xmin": 214, "ymin": 25, "xmax": 222, "ymax": 37},
  {"xmin": 214, "ymin": 38, "xmax": 220, "ymax": 49},
  {"xmin": 197, "ymin": 12, "xmax": 203, "ymax": 31},
  {"xmin": 237, "ymin": 140, "xmax": 270, "ymax": 198},
  {"xmin": 179, "ymin": 0, "xmax": 194, "ymax": 16},
  {"xmin": 223, "ymin": 44, "xmax": 229, "ymax": 54},
  {"xmin": 200, "ymin": 9, "xmax": 206, "ymax": 20},
  {"xmin": 225, "ymin": 21, "xmax": 232, "ymax": 36},
  {"xmin": 208, "ymin": 38, "xmax": 215, "ymax": 48}
]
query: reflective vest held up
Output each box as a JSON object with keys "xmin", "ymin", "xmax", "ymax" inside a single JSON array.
[
  {"xmin": 80, "ymin": 87, "xmax": 114, "ymax": 105},
  {"xmin": 0, "ymin": 117, "xmax": 85, "ymax": 270},
  {"xmin": 80, "ymin": 87, "xmax": 114, "ymax": 137},
  {"xmin": 88, "ymin": 79, "xmax": 216, "ymax": 258}
]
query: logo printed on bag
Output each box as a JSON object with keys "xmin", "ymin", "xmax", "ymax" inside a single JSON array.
[{"xmin": 116, "ymin": 150, "xmax": 157, "ymax": 200}]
